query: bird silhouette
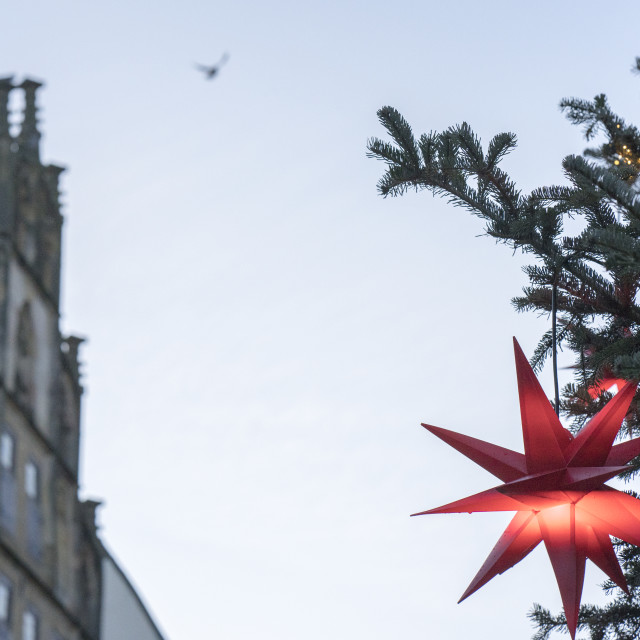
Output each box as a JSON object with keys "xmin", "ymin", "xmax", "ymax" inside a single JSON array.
[{"xmin": 194, "ymin": 53, "xmax": 229, "ymax": 80}]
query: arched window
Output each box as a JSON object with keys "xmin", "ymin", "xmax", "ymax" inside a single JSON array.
[{"xmin": 15, "ymin": 302, "xmax": 36, "ymax": 408}]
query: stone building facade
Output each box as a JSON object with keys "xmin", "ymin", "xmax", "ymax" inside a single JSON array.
[{"xmin": 0, "ymin": 78, "xmax": 167, "ymax": 640}]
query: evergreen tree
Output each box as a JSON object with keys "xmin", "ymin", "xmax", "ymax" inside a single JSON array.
[{"xmin": 368, "ymin": 57, "xmax": 640, "ymax": 638}]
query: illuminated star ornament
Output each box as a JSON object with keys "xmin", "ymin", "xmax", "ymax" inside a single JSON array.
[{"xmin": 415, "ymin": 338, "xmax": 640, "ymax": 639}]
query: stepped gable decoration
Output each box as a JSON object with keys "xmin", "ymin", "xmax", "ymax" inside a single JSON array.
[{"xmin": 415, "ymin": 338, "xmax": 639, "ymax": 640}]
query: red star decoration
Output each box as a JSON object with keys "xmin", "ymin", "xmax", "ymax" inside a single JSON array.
[{"xmin": 415, "ymin": 338, "xmax": 640, "ymax": 639}]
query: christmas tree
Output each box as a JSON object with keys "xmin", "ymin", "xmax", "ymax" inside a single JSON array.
[{"xmin": 368, "ymin": 57, "xmax": 640, "ymax": 638}]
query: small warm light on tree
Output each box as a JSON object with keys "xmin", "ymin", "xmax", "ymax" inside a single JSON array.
[{"xmin": 415, "ymin": 339, "xmax": 639, "ymax": 640}]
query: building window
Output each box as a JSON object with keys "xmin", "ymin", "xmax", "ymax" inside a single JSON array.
[
  {"xmin": 0, "ymin": 577, "xmax": 11, "ymax": 625},
  {"xmin": 0, "ymin": 431, "xmax": 16, "ymax": 533},
  {"xmin": 25, "ymin": 461, "xmax": 42, "ymax": 560},
  {"xmin": 25, "ymin": 461, "xmax": 39, "ymax": 500},
  {"xmin": 22, "ymin": 609, "xmax": 38, "ymax": 640},
  {"xmin": 0, "ymin": 433, "xmax": 13, "ymax": 471}
]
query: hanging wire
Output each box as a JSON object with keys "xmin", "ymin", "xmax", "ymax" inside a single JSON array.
[{"xmin": 551, "ymin": 280, "xmax": 560, "ymax": 416}]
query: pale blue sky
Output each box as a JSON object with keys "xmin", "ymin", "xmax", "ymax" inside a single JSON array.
[{"xmin": 3, "ymin": 2, "xmax": 640, "ymax": 638}]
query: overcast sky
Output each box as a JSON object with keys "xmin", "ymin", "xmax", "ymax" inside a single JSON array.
[{"xmin": 3, "ymin": 2, "xmax": 640, "ymax": 638}]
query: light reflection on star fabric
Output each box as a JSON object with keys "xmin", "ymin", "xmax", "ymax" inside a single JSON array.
[{"xmin": 415, "ymin": 338, "xmax": 640, "ymax": 639}]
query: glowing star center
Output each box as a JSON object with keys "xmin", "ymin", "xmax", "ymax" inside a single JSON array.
[{"xmin": 414, "ymin": 338, "xmax": 639, "ymax": 640}]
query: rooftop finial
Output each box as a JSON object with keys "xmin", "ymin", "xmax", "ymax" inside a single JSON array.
[
  {"xmin": 19, "ymin": 78, "xmax": 43, "ymax": 161},
  {"xmin": 0, "ymin": 77, "xmax": 13, "ymax": 139}
]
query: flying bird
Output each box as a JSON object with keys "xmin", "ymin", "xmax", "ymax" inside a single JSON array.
[{"xmin": 194, "ymin": 53, "xmax": 229, "ymax": 80}]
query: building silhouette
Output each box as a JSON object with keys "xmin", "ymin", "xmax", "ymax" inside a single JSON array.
[{"xmin": 0, "ymin": 78, "xmax": 167, "ymax": 640}]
